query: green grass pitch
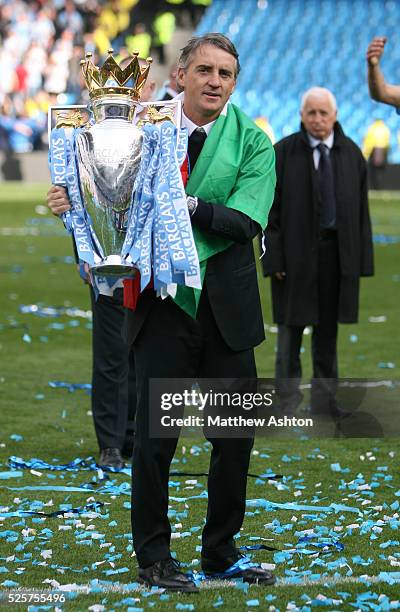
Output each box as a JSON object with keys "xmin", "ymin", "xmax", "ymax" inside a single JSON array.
[{"xmin": 0, "ymin": 183, "xmax": 399, "ymax": 610}]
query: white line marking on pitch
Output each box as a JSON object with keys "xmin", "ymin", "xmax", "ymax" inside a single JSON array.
[{"xmin": 27, "ymin": 574, "xmax": 399, "ymax": 595}]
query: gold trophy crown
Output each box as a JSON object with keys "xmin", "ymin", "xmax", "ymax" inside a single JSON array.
[{"xmin": 81, "ymin": 49, "xmax": 152, "ymax": 101}]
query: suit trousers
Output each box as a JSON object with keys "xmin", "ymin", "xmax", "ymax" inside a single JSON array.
[
  {"xmin": 275, "ymin": 233, "xmax": 340, "ymax": 415},
  {"xmin": 90, "ymin": 287, "xmax": 136, "ymax": 450},
  {"xmin": 131, "ymin": 287, "xmax": 257, "ymax": 568}
]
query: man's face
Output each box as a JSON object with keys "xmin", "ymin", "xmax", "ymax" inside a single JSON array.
[
  {"xmin": 178, "ymin": 43, "xmax": 236, "ymax": 125},
  {"xmin": 301, "ymin": 94, "xmax": 337, "ymax": 140}
]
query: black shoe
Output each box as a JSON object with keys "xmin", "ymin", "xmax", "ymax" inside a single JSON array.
[
  {"xmin": 138, "ymin": 558, "xmax": 199, "ymax": 592},
  {"xmin": 98, "ymin": 448, "xmax": 125, "ymax": 469},
  {"xmin": 202, "ymin": 553, "xmax": 276, "ymax": 585}
]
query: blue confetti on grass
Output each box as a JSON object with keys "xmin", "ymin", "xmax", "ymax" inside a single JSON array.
[
  {"xmin": 373, "ymin": 233, "xmax": 400, "ymax": 244},
  {"xmin": 48, "ymin": 381, "xmax": 92, "ymax": 393},
  {"xmin": 0, "ymin": 471, "xmax": 23, "ymax": 480},
  {"xmin": 213, "ymin": 596, "xmax": 224, "ymax": 607},
  {"xmin": 19, "ymin": 304, "xmax": 91, "ymax": 319}
]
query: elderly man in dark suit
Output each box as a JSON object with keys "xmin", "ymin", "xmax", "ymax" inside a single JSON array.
[{"xmin": 261, "ymin": 87, "xmax": 374, "ymax": 418}]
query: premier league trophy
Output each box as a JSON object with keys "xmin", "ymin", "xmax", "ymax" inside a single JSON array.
[
  {"xmin": 74, "ymin": 51, "xmax": 150, "ymax": 275},
  {"xmin": 48, "ymin": 50, "xmax": 200, "ymax": 295}
]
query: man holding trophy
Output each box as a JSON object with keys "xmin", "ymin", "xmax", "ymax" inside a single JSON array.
[{"xmin": 47, "ymin": 33, "xmax": 276, "ymax": 591}]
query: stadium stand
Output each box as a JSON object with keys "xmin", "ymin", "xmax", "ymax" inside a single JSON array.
[
  {"xmin": 2, "ymin": 0, "xmax": 400, "ymax": 166},
  {"xmin": 0, "ymin": 0, "xmax": 206, "ymax": 158},
  {"xmin": 196, "ymin": 0, "xmax": 400, "ymax": 161}
]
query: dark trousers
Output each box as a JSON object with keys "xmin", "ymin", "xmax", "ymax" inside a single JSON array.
[
  {"xmin": 276, "ymin": 233, "xmax": 339, "ymax": 415},
  {"xmin": 90, "ymin": 287, "xmax": 136, "ymax": 450},
  {"xmin": 131, "ymin": 288, "xmax": 256, "ymax": 568},
  {"xmin": 368, "ymin": 148, "xmax": 387, "ymax": 190}
]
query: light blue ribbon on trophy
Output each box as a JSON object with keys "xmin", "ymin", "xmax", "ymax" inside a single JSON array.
[
  {"xmin": 66, "ymin": 129, "xmax": 104, "ymax": 266},
  {"xmin": 153, "ymin": 129, "xmax": 176, "ymax": 290},
  {"xmin": 165, "ymin": 126, "xmax": 201, "ymax": 291},
  {"xmin": 154, "ymin": 124, "xmax": 191, "ymax": 280},
  {"xmin": 49, "ymin": 128, "xmax": 72, "ymax": 232},
  {"xmin": 176, "ymin": 126, "xmax": 188, "ymax": 166},
  {"xmin": 121, "ymin": 121, "xmax": 200, "ymax": 295},
  {"xmin": 49, "ymin": 127, "xmax": 103, "ymax": 268},
  {"xmin": 123, "ymin": 127, "xmax": 160, "ymax": 290},
  {"xmin": 159, "ymin": 128, "xmax": 187, "ymax": 292},
  {"xmin": 148, "ymin": 128, "xmax": 173, "ymax": 289},
  {"xmin": 122, "ymin": 127, "xmax": 155, "ymax": 265}
]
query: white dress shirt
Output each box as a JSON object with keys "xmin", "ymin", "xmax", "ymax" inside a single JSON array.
[
  {"xmin": 181, "ymin": 111, "xmax": 216, "ymax": 136},
  {"xmin": 308, "ymin": 131, "xmax": 334, "ymax": 169}
]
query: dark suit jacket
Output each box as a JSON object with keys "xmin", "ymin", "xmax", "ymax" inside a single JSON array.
[{"xmin": 124, "ymin": 203, "xmax": 264, "ymax": 351}]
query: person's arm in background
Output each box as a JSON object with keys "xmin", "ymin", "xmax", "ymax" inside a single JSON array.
[{"xmin": 367, "ymin": 37, "xmax": 400, "ymax": 105}]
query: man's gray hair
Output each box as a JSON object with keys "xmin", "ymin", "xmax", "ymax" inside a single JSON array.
[
  {"xmin": 301, "ymin": 87, "xmax": 337, "ymax": 111},
  {"xmin": 178, "ymin": 33, "xmax": 240, "ymax": 77}
]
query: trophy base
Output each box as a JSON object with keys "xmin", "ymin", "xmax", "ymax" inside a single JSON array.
[{"xmin": 91, "ymin": 255, "xmax": 137, "ymax": 278}]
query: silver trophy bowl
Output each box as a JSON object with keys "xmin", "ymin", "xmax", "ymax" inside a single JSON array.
[{"xmin": 75, "ymin": 96, "xmax": 142, "ymax": 276}]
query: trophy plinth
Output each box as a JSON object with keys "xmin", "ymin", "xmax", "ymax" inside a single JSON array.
[{"xmin": 91, "ymin": 254, "xmax": 136, "ymax": 277}]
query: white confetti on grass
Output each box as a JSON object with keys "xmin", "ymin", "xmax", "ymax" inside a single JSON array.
[{"xmin": 40, "ymin": 550, "xmax": 52, "ymax": 559}]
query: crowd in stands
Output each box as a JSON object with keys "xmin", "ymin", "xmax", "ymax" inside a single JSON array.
[{"xmin": 0, "ymin": 0, "xmax": 210, "ymax": 154}]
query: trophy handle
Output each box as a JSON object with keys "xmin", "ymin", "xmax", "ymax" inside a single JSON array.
[
  {"xmin": 48, "ymin": 104, "xmax": 91, "ymax": 141},
  {"xmin": 135, "ymin": 99, "xmax": 182, "ymax": 128}
]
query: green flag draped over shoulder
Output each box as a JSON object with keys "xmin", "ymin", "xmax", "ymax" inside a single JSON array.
[{"xmin": 173, "ymin": 103, "xmax": 276, "ymax": 319}]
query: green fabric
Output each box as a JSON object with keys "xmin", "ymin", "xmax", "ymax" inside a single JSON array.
[{"xmin": 174, "ymin": 103, "xmax": 276, "ymax": 318}]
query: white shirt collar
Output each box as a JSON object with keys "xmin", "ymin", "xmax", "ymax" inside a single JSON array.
[
  {"xmin": 181, "ymin": 111, "xmax": 216, "ymax": 136},
  {"xmin": 175, "ymin": 91, "xmax": 229, "ymax": 136},
  {"xmin": 307, "ymin": 130, "xmax": 334, "ymax": 149}
]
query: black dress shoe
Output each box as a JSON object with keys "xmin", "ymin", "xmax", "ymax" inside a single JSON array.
[
  {"xmin": 98, "ymin": 448, "xmax": 125, "ymax": 469},
  {"xmin": 138, "ymin": 558, "xmax": 199, "ymax": 592},
  {"xmin": 202, "ymin": 553, "xmax": 276, "ymax": 585}
]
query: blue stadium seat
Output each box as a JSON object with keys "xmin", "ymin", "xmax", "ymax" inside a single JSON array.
[{"xmin": 197, "ymin": 0, "xmax": 400, "ymax": 161}]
